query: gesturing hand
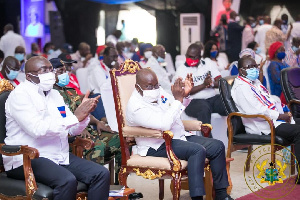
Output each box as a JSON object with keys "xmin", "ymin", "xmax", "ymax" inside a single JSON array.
[
  {"xmin": 171, "ymin": 78, "xmax": 185, "ymax": 103},
  {"xmin": 184, "ymin": 73, "xmax": 194, "ymax": 97},
  {"xmin": 203, "ymin": 74, "xmax": 212, "ymax": 88},
  {"xmin": 74, "ymin": 91, "xmax": 100, "ymax": 122},
  {"xmin": 96, "ymin": 121, "xmax": 113, "ymax": 136}
]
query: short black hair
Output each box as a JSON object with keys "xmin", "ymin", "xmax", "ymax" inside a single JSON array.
[
  {"xmin": 203, "ymin": 40, "xmax": 219, "ymax": 58},
  {"xmin": 247, "ymin": 41, "xmax": 257, "ymax": 50},
  {"xmin": 103, "ymin": 46, "xmax": 116, "ymax": 56},
  {"xmin": 238, "ymin": 56, "xmax": 252, "ymax": 69},
  {"xmin": 0, "ymin": 50, "xmax": 4, "ymax": 59},
  {"xmin": 43, "ymin": 42, "xmax": 53, "ymax": 53}
]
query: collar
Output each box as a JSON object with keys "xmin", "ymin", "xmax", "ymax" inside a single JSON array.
[
  {"xmin": 237, "ymin": 75, "xmax": 255, "ymax": 85},
  {"xmin": 100, "ymin": 60, "xmax": 110, "ymax": 72}
]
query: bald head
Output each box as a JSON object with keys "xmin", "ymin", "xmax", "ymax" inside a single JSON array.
[
  {"xmin": 25, "ymin": 56, "xmax": 51, "ymax": 73},
  {"xmin": 3, "ymin": 56, "xmax": 20, "ymax": 70},
  {"xmin": 4, "ymin": 24, "xmax": 13, "ymax": 34},
  {"xmin": 135, "ymin": 68, "xmax": 159, "ymax": 98},
  {"xmin": 78, "ymin": 42, "xmax": 90, "ymax": 57},
  {"xmin": 264, "ymin": 16, "xmax": 271, "ymax": 24}
]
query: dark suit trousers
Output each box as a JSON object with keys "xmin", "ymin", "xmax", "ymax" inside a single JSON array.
[
  {"xmin": 6, "ymin": 153, "xmax": 110, "ymax": 200},
  {"xmin": 147, "ymin": 135, "xmax": 229, "ymax": 197},
  {"xmin": 185, "ymin": 95, "xmax": 227, "ymax": 124}
]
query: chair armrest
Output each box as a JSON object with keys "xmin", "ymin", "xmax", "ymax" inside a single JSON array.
[
  {"xmin": 163, "ymin": 131, "xmax": 183, "ymax": 171},
  {"xmin": 70, "ymin": 137, "xmax": 94, "ymax": 158},
  {"xmin": 0, "ymin": 143, "xmax": 39, "ymax": 198},
  {"xmin": 288, "ymin": 99, "xmax": 300, "ymax": 109},
  {"xmin": 122, "ymin": 126, "xmax": 163, "ymax": 138},
  {"xmin": 182, "ymin": 120, "xmax": 202, "ymax": 131},
  {"xmin": 227, "ymin": 112, "xmax": 276, "ymax": 158}
]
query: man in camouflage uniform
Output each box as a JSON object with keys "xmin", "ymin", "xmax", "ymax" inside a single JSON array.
[{"xmin": 49, "ymin": 58, "xmax": 121, "ymax": 184}]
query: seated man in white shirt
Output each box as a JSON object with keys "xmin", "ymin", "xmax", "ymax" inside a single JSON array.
[
  {"xmin": 231, "ymin": 56, "xmax": 300, "ymax": 183},
  {"xmin": 4, "ymin": 56, "xmax": 110, "ymax": 200},
  {"xmin": 174, "ymin": 43, "xmax": 227, "ymax": 125},
  {"xmin": 88, "ymin": 46, "xmax": 119, "ymax": 122},
  {"xmin": 0, "ymin": 56, "xmax": 21, "ymax": 87},
  {"xmin": 145, "ymin": 45, "xmax": 172, "ymax": 94},
  {"xmin": 126, "ymin": 68, "xmax": 232, "ymax": 200}
]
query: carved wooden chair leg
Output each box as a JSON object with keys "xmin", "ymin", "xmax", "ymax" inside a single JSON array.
[
  {"xmin": 172, "ymin": 173, "xmax": 182, "ymax": 200},
  {"xmin": 226, "ymin": 158, "xmax": 234, "ymax": 195},
  {"xmin": 245, "ymin": 145, "xmax": 252, "ymax": 171},
  {"xmin": 291, "ymin": 145, "xmax": 296, "ymax": 175},
  {"xmin": 119, "ymin": 167, "xmax": 129, "ymax": 187},
  {"xmin": 204, "ymin": 167, "xmax": 213, "ymax": 200},
  {"xmin": 159, "ymin": 179, "xmax": 164, "ymax": 200}
]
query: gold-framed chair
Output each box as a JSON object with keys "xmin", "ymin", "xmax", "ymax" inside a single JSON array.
[
  {"xmin": 110, "ymin": 59, "xmax": 217, "ymax": 200},
  {"xmin": 0, "ymin": 79, "xmax": 94, "ymax": 200}
]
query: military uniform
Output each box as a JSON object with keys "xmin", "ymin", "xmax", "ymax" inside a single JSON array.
[{"xmin": 56, "ymin": 86, "xmax": 121, "ymax": 184}]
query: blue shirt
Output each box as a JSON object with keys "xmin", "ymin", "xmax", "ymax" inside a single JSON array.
[{"xmin": 267, "ymin": 61, "xmax": 289, "ymax": 97}]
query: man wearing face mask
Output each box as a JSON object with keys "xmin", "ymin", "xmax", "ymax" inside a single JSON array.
[
  {"xmin": 145, "ymin": 44, "xmax": 172, "ymax": 94},
  {"xmin": 173, "ymin": 43, "xmax": 227, "ymax": 127},
  {"xmin": 50, "ymin": 58, "xmax": 121, "ymax": 184},
  {"xmin": 227, "ymin": 11, "xmax": 245, "ymax": 62},
  {"xmin": 88, "ymin": 47, "xmax": 119, "ymax": 122},
  {"xmin": 58, "ymin": 53, "xmax": 82, "ymax": 95},
  {"xmin": 13, "ymin": 46, "xmax": 26, "ymax": 82},
  {"xmin": 242, "ymin": 16, "xmax": 255, "ymax": 50},
  {"xmin": 116, "ymin": 42, "xmax": 127, "ymax": 65},
  {"xmin": 232, "ymin": 56, "xmax": 300, "ymax": 185},
  {"xmin": 254, "ymin": 15, "xmax": 272, "ymax": 56},
  {"xmin": 0, "ymin": 56, "xmax": 21, "ymax": 87},
  {"xmin": 139, "ymin": 43, "xmax": 153, "ymax": 68},
  {"xmin": 284, "ymin": 37, "xmax": 300, "ymax": 67},
  {"xmin": 3, "ymin": 56, "xmax": 110, "ymax": 200},
  {"xmin": 126, "ymin": 68, "xmax": 233, "ymax": 200},
  {"xmin": 267, "ymin": 41, "xmax": 289, "ymax": 98},
  {"xmin": 71, "ymin": 42, "xmax": 93, "ymax": 74}
]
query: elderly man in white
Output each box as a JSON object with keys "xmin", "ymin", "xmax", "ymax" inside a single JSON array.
[{"xmin": 126, "ymin": 68, "xmax": 232, "ymax": 200}]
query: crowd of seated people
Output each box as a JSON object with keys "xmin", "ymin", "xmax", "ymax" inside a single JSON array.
[{"xmin": 0, "ymin": 11, "xmax": 300, "ymax": 200}]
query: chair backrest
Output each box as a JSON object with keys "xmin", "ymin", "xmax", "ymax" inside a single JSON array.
[
  {"xmin": 219, "ymin": 76, "xmax": 246, "ymax": 136},
  {"xmin": 281, "ymin": 67, "xmax": 300, "ymax": 118},
  {"xmin": 0, "ymin": 80, "xmax": 14, "ymax": 170},
  {"xmin": 76, "ymin": 68, "xmax": 89, "ymax": 94}
]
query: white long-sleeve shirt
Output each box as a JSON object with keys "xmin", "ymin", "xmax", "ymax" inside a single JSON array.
[
  {"xmin": 3, "ymin": 80, "xmax": 90, "ymax": 171},
  {"xmin": 88, "ymin": 60, "xmax": 110, "ymax": 94},
  {"xmin": 145, "ymin": 56, "xmax": 172, "ymax": 94},
  {"xmin": 254, "ymin": 24, "xmax": 272, "ymax": 55},
  {"xmin": 126, "ymin": 88, "xmax": 193, "ymax": 156},
  {"xmin": 231, "ymin": 76, "xmax": 287, "ymax": 135},
  {"xmin": 0, "ymin": 31, "xmax": 26, "ymax": 58}
]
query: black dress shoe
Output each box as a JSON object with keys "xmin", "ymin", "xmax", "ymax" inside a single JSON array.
[{"xmin": 215, "ymin": 195, "xmax": 234, "ymax": 200}]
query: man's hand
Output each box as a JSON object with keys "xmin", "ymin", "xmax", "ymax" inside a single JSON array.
[
  {"xmin": 184, "ymin": 73, "xmax": 194, "ymax": 97},
  {"xmin": 278, "ymin": 113, "xmax": 292, "ymax": 123},
  {"xmin": 96, "ymin": 121, "xmax": 113, "ymax": 136},
  {"xmin": 203, "ymin": 74, "xmax": 213, "ymax": 88},
  {"xmin": 81, "ymin": 129, "xmax": 94, "ymax": 139},
  {"xmin": 74, "ymin": 92, "xmax": 100, "ymax": 122},
  {"xmin": 171, "ymin": 78, "xmax": 185, "ymax": 103}
]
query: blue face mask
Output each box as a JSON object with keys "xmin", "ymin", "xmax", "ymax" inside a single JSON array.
[
  {"xmin": 210, "ymin": 50, "xmax": 218, "ymax": 58},
  {"xmin": 48, "ymin": 49, "xmax": 54, "ymax": 55},
  {"xmin": 57, "ymin": 72, "xmax": 70, "ymax": 87},
  {"xmin": 157, "ymin": 56, "xmax": 165, "ymax": 63},
  {"xmin": 15, "ymin": 53, "xmax": 24, "ymax": 61},
  {"xmin": 277, "ymin": 52, "xmax": 286, "ymax": 60},
  {"xmin": 292, "ymin": 46, "xmax": 299, "ymax": 52},
  {"xmin": 245, "ymin": 68, "xmax": 259, "ymax": 81},
  {"xmin": 251, "ymin": 23, "xmax": 256, "ymax": 28},
  {"xmin": 255, "ymin": 47, "xmax": 261, "ymax": 54},
  {"xmin": 5, "ymin": 65, "xmax": 19, "ymax": 80},
  {"xmin": 259, "ymin": 20, "xmax": 264, "ymax": 25}
]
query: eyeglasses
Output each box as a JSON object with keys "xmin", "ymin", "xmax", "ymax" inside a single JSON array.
[
  {"xmin": 29, "ymin": 66, "xmax": 54, "ymax": 74},
  {"xmin": 245, "ymin": 64, "xmax": 260, "ymax": 69},
  {"xmin": 6, "ymin": 65, "xmax": 20, "ymax": 72},
  {"xmin": 144, "ymin": 84, "xmax": 160, "ymax": 90}
]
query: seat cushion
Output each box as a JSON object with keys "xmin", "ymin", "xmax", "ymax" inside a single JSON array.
[
  {"xmin": 127, "ymin": 154, "xmax": 188, "ymax": 170},
  {"xmin": 233, "ymin": 134, "xmax": 290, "ymax": 146},
  {"xmin": 0, "ymin": 172, "xmax": 88, "ymax": 200}
]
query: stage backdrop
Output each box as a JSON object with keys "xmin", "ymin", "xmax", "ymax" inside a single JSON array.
[{"xmin": 211, "ymin": 0, "xmax": 240, "ymax": 30}]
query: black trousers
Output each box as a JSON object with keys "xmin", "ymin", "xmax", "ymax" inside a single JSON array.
[
  {"xmin": 185, "ymin": 95, "xmax": 227, "ymax": 124},
  {"xmin": 147, "ymin": 135, "xmax": 229, "ymax": 197},
  {"xmin": 276, "ymin": 119, "xmax": 300, "ymax": 165},
  {"xmin": 6, "ymin": 153, "xmax": 110, "ymax": 200}
]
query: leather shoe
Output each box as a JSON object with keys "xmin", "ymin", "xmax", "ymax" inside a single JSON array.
[{"xmin": 215, "ymin": 195, "xmax": 234, "ymax": 200}]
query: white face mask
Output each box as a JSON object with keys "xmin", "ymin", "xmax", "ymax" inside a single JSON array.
[
  {"xmin": 137, "ymin": 84, "xmax": 160, "ymax": 103},
  {"xmin": 29, "ymin": 72, "xmax": 56, "ymax": 91},
  {"xmin": 144, "ymin": 51, "xmax": 152, "ymax": 59},
  {"xmin": 235, "ymin": 16, "xmax": 240, "ymax": 22},
  {"xmin": 111, "ymin": 61, "xmax": 116, "ymax": 66},
  {"xmin": 80, "ymin": 57, "xmax": 85, "ymax": 62}
]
